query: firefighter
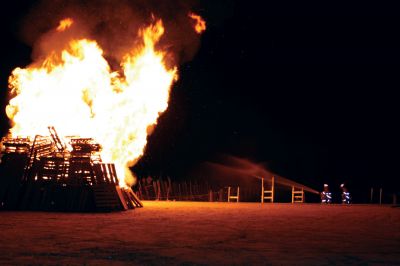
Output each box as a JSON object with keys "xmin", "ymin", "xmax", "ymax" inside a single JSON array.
[
  {"xmin": 321, "ymin": 184, "xmax": 332, "ymax": 203},
  {"xmin": 341, "ymin": 183, "xmax": 351, "ymax": 204}
]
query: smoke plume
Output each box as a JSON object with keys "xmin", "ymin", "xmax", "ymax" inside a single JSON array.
[
  {"xmin": 20, "ymin": 0, "xmax": 202, "ymax": 68},
  {"xmin": 197, "ymin": 154, "xmax": 320, "ymax": 194}
]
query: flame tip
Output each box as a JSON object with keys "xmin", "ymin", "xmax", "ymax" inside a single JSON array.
[
  {"xmin": 57, "ymin": 18, "xmax": 74, "ymax": 32},
  {"xmin": 188, "ymin": 12, "xmax": 206, "ymax": 34}
]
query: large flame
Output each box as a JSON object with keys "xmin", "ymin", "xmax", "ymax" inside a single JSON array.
[{"xmin": 6, "ymin": 18, "xmax": 177, "ymax": 187}]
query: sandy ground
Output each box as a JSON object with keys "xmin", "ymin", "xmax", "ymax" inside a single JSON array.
[{"xmin": 1, "ymin": 201, "xmax": 399, "ymax": 265}]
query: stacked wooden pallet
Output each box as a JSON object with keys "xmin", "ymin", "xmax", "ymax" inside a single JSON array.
[{"xmin": 0, "ymin": 134, "xmax": 142, "ymax": 212}]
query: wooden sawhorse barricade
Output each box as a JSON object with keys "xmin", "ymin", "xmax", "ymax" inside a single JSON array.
[
  {"xmin": 261, "ymin": 176, "xmax": 274, "ymax": 203},
  {"xmin": 292, "ymin": 186, "xmax": 304, "ymax": 203},
  {"xmin": 227, "ymin": 186, "xmax": 240, "ymax": 202}
]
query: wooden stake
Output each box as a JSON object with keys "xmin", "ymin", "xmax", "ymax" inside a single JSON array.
[
  {"xmin": 292, "ymin": 186, "xmax": 294, "ymax": 203},
  {"xmin": 370, "ymin": 187, "xmax": 374, "ymax": 203},
  {"xmin": 271, "ymin": 176, "xmax": 275, "ymax": 203},
  {"xmin": 261, "ymin": 177, "xmax": 264, "ymax": 203}
]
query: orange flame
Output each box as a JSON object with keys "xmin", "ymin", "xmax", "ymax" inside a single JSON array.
[
  {"xmin": 188, "ymin": 12, "xmax": 206, "ymax": 34},
  {"xmin": 6, "ymin": 18, "xmax": 177, "ymax": 187},
  {"xmin": 56, "ymin": 18, "xmax": 74, "ymax": 32}
]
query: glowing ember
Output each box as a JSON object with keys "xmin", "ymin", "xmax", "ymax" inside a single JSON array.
[
  {"xmin": 6, "ymin": 18, "xmax": 177, "ymax": 187},
  {"xmin": 56, "ymin": 18, "xmax": 74, "ymax": 32},
  {"xmin": 188, "ymin": 12, "xmax": 206, "ymax": 34}
]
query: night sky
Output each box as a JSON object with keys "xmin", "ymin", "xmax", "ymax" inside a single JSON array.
[{"xmin": 1, "ymin": 1, "xmax": 399, "ymax": 197}]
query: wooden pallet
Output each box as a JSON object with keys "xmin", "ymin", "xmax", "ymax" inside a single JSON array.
[
  {"xmin": 121, "ymin": 187, "xmax": 143, "ymax": 208},
  {"xmin": 92, "ymin": 184, "xmax": 127, "ymax": 211}
]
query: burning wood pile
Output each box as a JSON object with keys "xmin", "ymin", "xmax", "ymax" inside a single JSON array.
[
  {"xmin": 0, "ymin": 127, "xmax": 142, "ymax": 212},
  {"xmin": 0, "ymin": 5, "xmax": 207, "ymax": 211}
]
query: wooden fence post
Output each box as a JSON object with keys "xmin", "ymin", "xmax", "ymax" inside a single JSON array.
[{"xmin": 261, "ymin": 177, "xmax": 264, "ymax": 203}]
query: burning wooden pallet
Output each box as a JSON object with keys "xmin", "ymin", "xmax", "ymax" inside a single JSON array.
[{"xmin": 0, "ymin": 129, "xmax": 142, "ymax": 212}]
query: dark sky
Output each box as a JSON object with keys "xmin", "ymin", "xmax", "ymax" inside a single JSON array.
[{"xmin": 1, "ymin": 1, "xmax": 399, "ymax": 193}]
